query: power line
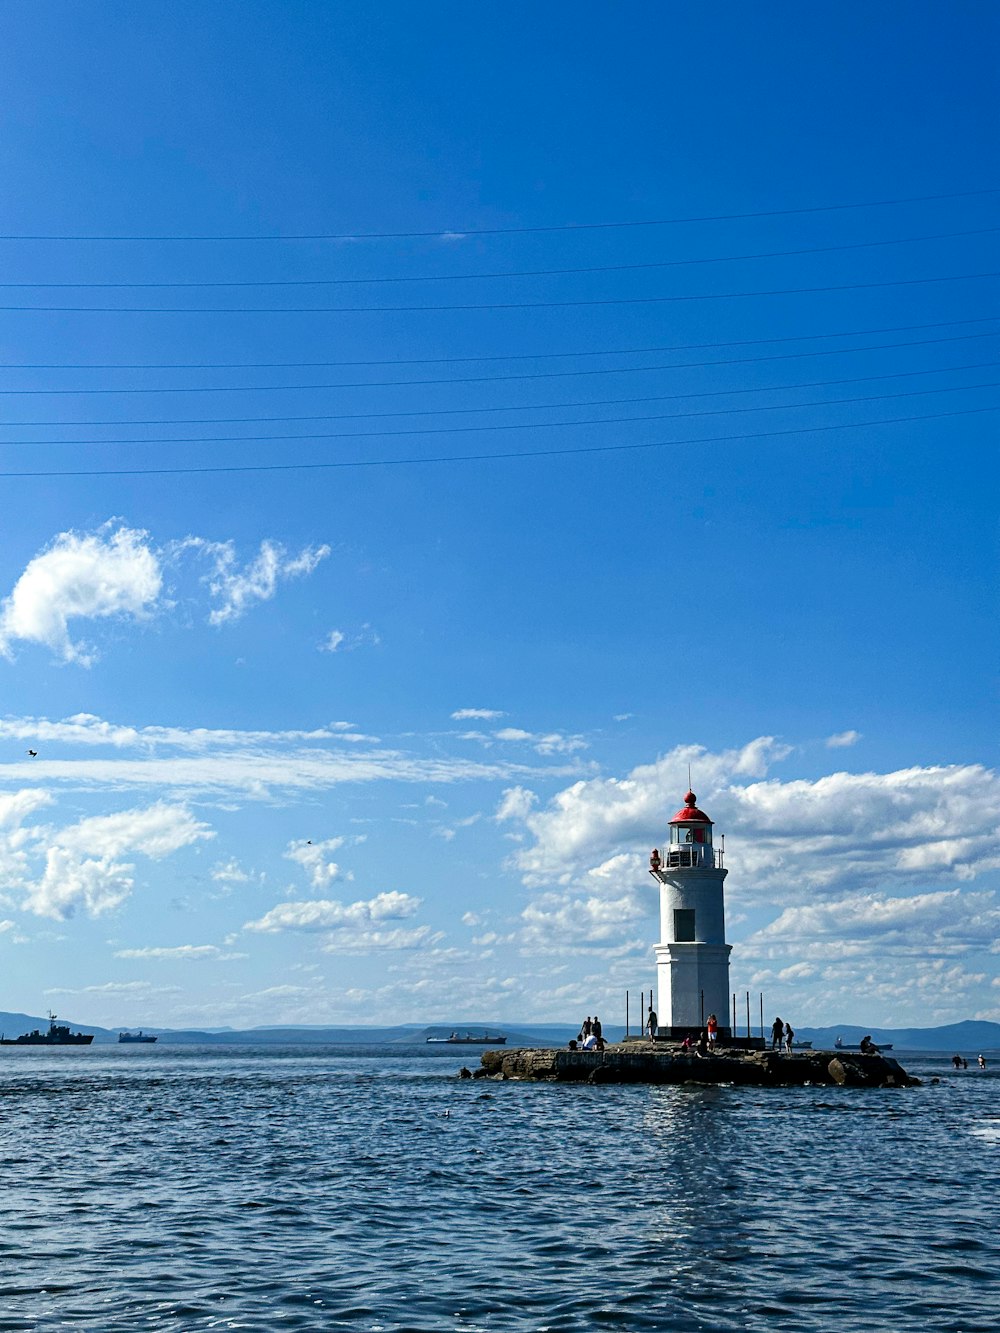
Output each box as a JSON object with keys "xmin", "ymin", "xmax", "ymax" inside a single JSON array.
[
  {"xmin": 0, "ymin": 270, "xmax": 996, "ymax": 314},
  {"xmin": 3, "ymin": 343, "xmax": 995, "ymax": 400},
  {"xmin": 0, "ymin": 187, "xmax": 995, "ymax": 242},
  {"xmin": 0, "ymin": 404, "xmax": 993, "ymax": 477},
  {"xmin": 3, "ymin": 382, "xmax": 994, "ymax": 449},
  {"xmin": 1, "ymin": 227, "xmax": 995, "ymax": 288},
  {"xmin": 3, "ymin": 364, "xmax": 995, "ymax": 439},
  {"xmin": 2, "ymin": 316, "xmax": 994, "ymax": 370}
]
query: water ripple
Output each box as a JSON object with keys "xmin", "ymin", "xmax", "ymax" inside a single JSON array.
[{"xmin": 0, "ymin": 1047, "xmax": 995, "ymax": 1329}]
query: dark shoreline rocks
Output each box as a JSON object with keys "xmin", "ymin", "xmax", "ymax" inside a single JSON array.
[{"xmin": 473, "ymin": 1043, "xmax": 918, "ymax": 1087}]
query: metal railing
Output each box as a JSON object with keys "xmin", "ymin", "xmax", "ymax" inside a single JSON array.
[{"xmin": 661, "ymin": 845, "xmax": 721, "ymax": 870}]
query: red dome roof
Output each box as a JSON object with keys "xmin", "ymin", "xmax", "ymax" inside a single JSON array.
[{"xmin": 668, "ymin": 789, "xmax": 712, "ymax": 824}]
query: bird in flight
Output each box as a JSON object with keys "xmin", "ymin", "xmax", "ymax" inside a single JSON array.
[{"xmin": 26, "ymin": 749, "xmax": 37, "ymax": 757}]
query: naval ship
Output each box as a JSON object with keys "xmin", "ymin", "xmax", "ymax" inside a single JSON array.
[{"xmin": 0, "ymin": 1012, "xmax": 95, "ymax": 1046}]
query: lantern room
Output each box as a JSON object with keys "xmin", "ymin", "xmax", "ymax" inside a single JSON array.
[{"xmin": 662, "ymin": 790, "xmax": 720, "ymax": 870}]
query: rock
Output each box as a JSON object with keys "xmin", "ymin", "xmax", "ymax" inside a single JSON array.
[
  {"xmin": 827, "ymin": 1053, "xmax": 915, "ymax": 1087},
  {"xmin": 472, "ymin": 1044, "xmax": 917, "ymax": 1088},
  {"xmin": 458, "ymin": 1066, "xmax": 472, "ymax": 1079}
]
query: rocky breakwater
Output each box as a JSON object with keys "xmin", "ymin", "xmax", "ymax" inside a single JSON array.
[{"xmin": 469, "ymin": 1043, "xmax": 918, "ymax": 1087}]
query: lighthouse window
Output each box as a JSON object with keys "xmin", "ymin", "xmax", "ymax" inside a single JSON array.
[
  {"xmin": 674, "ymin": 908, "xmax": 696, "ymax": 941},
  {"xmin": 670, "ymin": 824, "xmax": 712, "ymax": 845}
]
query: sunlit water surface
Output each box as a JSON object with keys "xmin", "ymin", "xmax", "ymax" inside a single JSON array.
[{"xmin": 0, "ymin": 1045, "xmax": 996, "ymax": 1331}]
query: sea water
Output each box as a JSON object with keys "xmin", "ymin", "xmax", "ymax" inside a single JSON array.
[{"xmin": 0, "ymin": 1044, "xmax": 995, "ymax": 1331}]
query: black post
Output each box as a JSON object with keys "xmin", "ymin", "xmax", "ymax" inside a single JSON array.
[{"xmin": 700, "ymin": 989, "xmax": 705, "ymax": 1028}]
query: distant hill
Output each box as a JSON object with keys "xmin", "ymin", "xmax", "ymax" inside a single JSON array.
[
  {"xmin": 3, "ymin": 1011, "xmax": 996, "ymax": 1050},
  {"xmin": 157, "ymin": 1022, "xmax": 585, "ymax": 1046},
  {"xmin": 797, "ymin": 1020, "xmax": 1000, "ymax": 1051},
  {"xmin": 0, "ymin": 1014, "xmax": 586, "ymax": 1047}
]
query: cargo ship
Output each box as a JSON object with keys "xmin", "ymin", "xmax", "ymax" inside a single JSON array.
[
  {"xmin": 118, "ymin": 1030, "xmax": 157, "ymax": 1044},
  {"xmin": 0, "ymin": 1012, "xmax": 95, "ymax": 1046},
  {"xmin": 426, "ymin": 1031, "xmax": 506, "ymax": 1045}
]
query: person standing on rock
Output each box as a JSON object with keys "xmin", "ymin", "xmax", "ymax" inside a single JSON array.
[
  {"xmin": 706, "ymin": 1013, "xmax": 718, "ymax": 1050},
  {"xmin": 771, "ymin": 1017, "xmax": 784, "ymax": 1050},
  {"xmin": 784, "ymin": 1022, "xmax": 794, "ymax": 1053},
  {"xmin": 592, "ymin": 1015, "xmax": 603, "ymax": 1041},
  {"xmin": 646, "ymin": 1005, "xmax": 658, "ymax": 1040},
  {"xmin": 581, "ymin": 1016, "xmax": 592, "ymax": 1040}
]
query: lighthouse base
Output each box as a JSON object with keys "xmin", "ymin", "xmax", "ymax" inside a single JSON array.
[
  {"xmin": 654, "ymin": 941, "xmax": 733, "ymax": 1034},
  {"xmin": 662, "ymin": 1024, "xmax": 733, "ymax": 1041}
]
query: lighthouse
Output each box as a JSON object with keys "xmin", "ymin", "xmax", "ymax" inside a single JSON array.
[{"xmin": 648, "ymin": 789, "xmax": 732, "ymax": 1038}]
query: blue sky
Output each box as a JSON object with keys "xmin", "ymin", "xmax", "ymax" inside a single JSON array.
[{"xmin": 0, "ymin": 3, "xmax": 997, "ymax": 1031}]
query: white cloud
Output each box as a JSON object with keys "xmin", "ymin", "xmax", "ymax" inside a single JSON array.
[
  {"xmin": 19, "ymin": 802, "xmax": 214, "ymax": 920},
  {"xmin": 318, "ymin": 625, "xmax": 379, "ymax": 654},
  {"xmin": 451, "ymin": 708, "xmax": 505, "ymax": 721},
  {"xmin": 0, "ymin": 524, "xmax": 337, "ymax": 664},
  {"xmin": 285, "ymin": 837, "xmax": 348, "ymax": 889},
  {"xmin": 826, "ymin": 730, "xmax": 862, "ymax": 748},
  {"xmin": 471, "ymin": 931, "xmax": 514, "ymax": 948},
  {"xmin": 241, "ymin": 984, "xmax": 317, "ymax": 1000},
  {"xmin": 750, "ymin": 888, "xmax": 1000, "ymax": 951},
  {"xmin": 0, "ymin": 789, "xmax": 55, "ymax": 904},
  {"xmin": 725, "ymin": 764, "xmax": 1000, "ymax": 897},
  {"xmin": 749, "ymin": 951, "xmax": 995, "ymax": 1028},
  {"xmin": 519, "ymin": 890, "xmax": 648, "ymax": 956},
  {"xmin": 320, "ymin": 925, "xmax": 441, "ymax": 953},
  {"xmin": 0, "ymin": 788, "xmax": 54, "ymax": 826},
  {"xmin": 460, "ymin": 726, "xmax": 589, "ymax": 756},
  {"xmin": 0, "ymin": 713, "xmax": 374, "ymax": 751},
  {"xmin": 777, "ymin": 961, "xmax": 816, "ymax": 981},
  {"xmin": 433, "ymin": 812, "xmax": 481, "ymax": 842},
  {"xmin": 241, "ymin": 890, "xmax": 438, "ymax": 954},
  {"xmin": 496, "ymin": 786, "xmax": 537, "ymax": 822},
  {"xmin": 244, "ymin": 890, "xmax": 421, "ymax": 934},
  {"xmin": 502, "ymin": 742, "xmax": 1000, "ymax": 902},
  {"xmin": 113, "ymin": 944, "xmax": 246, "ymax": 961},
  {"xmin": 0, "ymin": 712, "xmax": 585, "ymax": 800},
  {"xmin": 181, "ymin": 537, "xmax": 330, "ymax": 626},
  {"xmin": 519, "ymin": 853, "xmax": 651, "ymax": 954},
  {"xmin": 46, "ymin": 980, "xmax": 181, "ymax": 996},
  {"xmin": 493, "ymin": 727, "xmax": 588, "ymax": 755},
  {"xmin": 211, "ymin": 858, "xmax": 252, "ymax": 885},
  {"xmin": 0, "ymin": 525, "xmax": 162, "ymax": 666}
]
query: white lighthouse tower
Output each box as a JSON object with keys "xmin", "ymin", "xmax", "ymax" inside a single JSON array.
[{"xmin": 648, "ymin": 789, "xmax": 732, "ymax": 1038}]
